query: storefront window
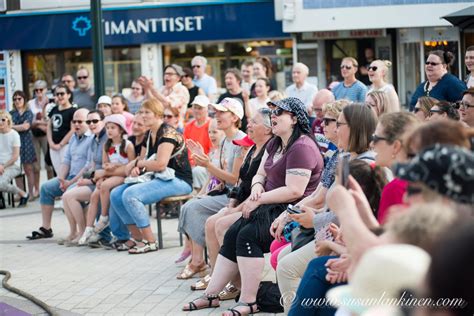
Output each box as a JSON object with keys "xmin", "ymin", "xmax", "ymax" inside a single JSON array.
[
  {"xmin": 23, "ymin": 47, "xmax": 140, "ymax": 98},
  {"xmin": 399, "ymin": 42, "xmax": 421, "ymax": 107},
  {"xmin": 163, "ymin": 40, "xmax": 293, "ymax": 92}
]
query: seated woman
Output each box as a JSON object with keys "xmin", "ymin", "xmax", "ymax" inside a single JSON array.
[
  {"xmin": 178, "ymin": 97, "xmax": 246, "ymax": 278},
  {"xmin": 183, "ymin": 97, "xmax": 324, "ymax": 315},
  {"xmin": 0, "ymin": 110, "xmax": 29, "ymax": 206},
  {"xmin": 109, "ymin": 98, "xmax": 193, "ymax": 253}
]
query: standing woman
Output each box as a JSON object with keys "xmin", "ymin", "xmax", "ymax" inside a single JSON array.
[
  {"xmin": 10, "ymin": 90, "xmax": 37, "ymax": 198},
  {"xmin": 250, "ymin": 57, "xmax": 275, "ymax": 98},
  {"xmin": 109, "ymin": 98, "xmax": 193, "ymax": 253},
  {"xmin": 47, "ymin": 84, "xmax": 76, "ymax": 174},
  {"xmin": 366, "ymin": 59, "xmax": 400, "ymax": 111},
  {"xmin": 248, "ymin": 78, "xmax": 271, "ymax": 116},
  {"xmin": 29, "ymin": 80, "xmax": 53, "ymax": 198},
  {"xmin": 127, "ymin": 80, "xmax": 146, "ymax": 114},
  {"xmin": 409, "ymin": 50, "xmax": 466, "ymax": 111}
]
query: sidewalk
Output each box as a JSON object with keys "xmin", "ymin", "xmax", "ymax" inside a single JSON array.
[{"xmin": 0, "ymin": 197, "xmax": 279, "ymax": 315}]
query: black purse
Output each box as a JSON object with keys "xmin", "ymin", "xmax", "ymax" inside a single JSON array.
[{"xmin": 290, "ymin": 226, "xmax": 315, "ymax": 252}]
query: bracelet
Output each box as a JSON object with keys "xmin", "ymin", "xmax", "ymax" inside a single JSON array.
[{"xmin": 251, "ymin": 182, "xmax": 264, "ymax": 189}]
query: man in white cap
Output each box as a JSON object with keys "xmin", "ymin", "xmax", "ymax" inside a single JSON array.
[
  {"xmin": 96, "ymin": 95, "xmax": 113, "ymax": 117},
  {"xmin": 184, "ymin": 95, "xmax": 212, "ymax": 190}
]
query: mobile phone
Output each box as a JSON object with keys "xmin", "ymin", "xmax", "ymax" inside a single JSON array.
[
  {"xmin": 286, "ymin": 204, "xmax": 301, "ymax": 214},
  {"xmin": 338, "ymin": 153, "xmax": 350, "ymax": 188}
]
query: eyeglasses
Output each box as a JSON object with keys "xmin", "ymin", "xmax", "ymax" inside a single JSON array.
[
  {"xmin": 72, "ymin": 120, "xmax": 84, "ymax": 124},
  {"xmin": 271, "ymin": 107, "xmax": 286, "ymax": 116},
  {"xmin": 55, "ymin": 92, "xmax": 66, "ymax": 97},
  {"xmin": 86, "ymin": 119, "xmax": 101, "ymax": 125},
  {"xmin": 371, "ymin": 134, "xmax": 389, "ymax": 144},
  {"xmin": 192, "ymin": 65, "xmax": 201, "ymax": 69},
  {"xmin": 367, "ymin": 66, "xmax": 378, "ymax": 72},
  {"xmin": 323, "ymin": 117, "xmax": 337, "ymax": 125},
  {"xmin": 336, "ymin": 121, "xmax": 348, "ymax": 128},
  {"xmin": 13, "ymin": 97, "xmax": 23, "ymax": 101},
  {"xmin": 164, "ymin": 114, "xmax": 175, "ymax": 119},
  {"xmin": 425, "ymin": 61, "xmax": 441, "ymax": 66},
  {"xmin": 429, "ymin": 109, "xmax": 443, "ymax": 115},
  {"xmin": 413, "ymin": 107, "xmax": 422, "ymax": 113},
  {"xmin": 458, "ymin": 101, "xmax": 474, "ymax": 109},
  {"xmin": 340, "ymin": 65, "xmax": 352, "ymax": 70},
  {"xmin": 77, "ymin": 76, "xmax": 88, "ymax": 80},
  {"xmin": 34, "ymin": 89, "xmax": 44, "ymax": 93},
  {"xmin": 406, "ymin": 185, "xmax": 422, "ymax": 196}
]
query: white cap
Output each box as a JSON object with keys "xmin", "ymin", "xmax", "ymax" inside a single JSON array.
[
  {"xmin": 96, "ymin": 95, "xmax": 112, "ymax": 106},
  {"xmin": 211, "ymin": 98, "xmax": 244, "ymax": 120},
  {"xmin": 191, "ymin": 95, "xmax": 210, "ymax": 108}
]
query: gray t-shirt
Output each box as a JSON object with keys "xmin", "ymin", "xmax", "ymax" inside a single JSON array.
[
  {"xmin": 0, "ymin": 129, "xmax": 21, "ymax": 168},
  {"xmin": 73, "ymin": 87, "xmax": 95, "ymax": 110},
  {"xmin": 219, "ymin": 130, "xmax": 246, "ymax": 188}
]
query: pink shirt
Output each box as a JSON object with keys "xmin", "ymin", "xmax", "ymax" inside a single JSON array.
[
  {"xmin": 122, "ymin": 111, "xmax": 134, "ymax": 135},
  {"xmin": 378, "ymin": 178, "xmax": 408, "ymax": 224}
]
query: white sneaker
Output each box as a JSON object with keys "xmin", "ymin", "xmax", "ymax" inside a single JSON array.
[
  {"xmin": 94, "ymin": 215, "xmax": 109, "ymax": 233},
  {"xmin": 78, "ymin": 227, "xmax": 94, "ymax": 245},
  {"xmin": 87, "ymin": 232, "xmax": 101, "ymax": 243}
]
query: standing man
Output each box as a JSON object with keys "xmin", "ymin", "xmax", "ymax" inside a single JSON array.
[
  {"xmin": 27, "ymin": 108, "xmax": 93, "ymax": 240},
  {"xmin": 465, "ymin": 46, "xmax": 474, "ymax": 88},
  {"xmin": 240, "ymin": 60, "xmax": 255, "ymax": 94},
  {"xmin": 73, "ymin": 68, "xmax": 95, "ymax": 110},
  {"xmin": 460, "ymin": 88, "xmax": 474, "ymax": 128},
  {"xmin": 192, "ymin": 55, "xmax": 218, "ymax": 101},
  {"xmin": 358, "ymin": 47, "xmax": 375, "ymax": 86},
  {"xmin": 61, "ymin": 74, "xmax": 76, "ymax": 93},
  {"xmin": 285, "ymin": 62, "xmax": 318, "ymax": 114},
  {"xmin": 332, "ymin": 57, "xmax": 368, "ymax": 103},
  {"xmin": 311, "ymin": 89, "xmax": 335, "ymax": 135}
]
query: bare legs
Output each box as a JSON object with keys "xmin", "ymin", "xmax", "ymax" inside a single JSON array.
[{"xmin": 62, "ymin": 186, "xmax": 93, "ymax": 239}]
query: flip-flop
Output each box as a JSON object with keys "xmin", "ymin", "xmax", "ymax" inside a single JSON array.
[{"xmin": 26, "ymin": 227, "xmax": 53, "ymax": 240}]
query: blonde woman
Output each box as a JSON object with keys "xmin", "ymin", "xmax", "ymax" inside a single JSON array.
[
  {"xmin": 366, "ymin": 90, "xmax": 400, "ymax": 118},
  {"xmin": 366, "ymin": 59, "xmax": 400, "ymax": 110}
]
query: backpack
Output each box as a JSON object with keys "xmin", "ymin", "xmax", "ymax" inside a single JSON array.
[{"xmin": 255, "ymin": 281, "xmax": 284, "ymax": 313}]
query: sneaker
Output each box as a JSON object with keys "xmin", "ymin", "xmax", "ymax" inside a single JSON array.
[
  {"xmin": 87, "ymin": 232, "xmax": 101, "ymax": 243},
  {"xmin": 18, "ymin": 194, "xmax": 29, "ymax": 207},
  {"xmin": 88, "ymin": 238, "xmax": 104, "ymax": 249},
  {"xmin": 78, "ymin": 227, "xmax": 94, "ymax": 245},
  {"xmin": 94, "ymin": 215, "xmax": 109, "ymax": 233}
]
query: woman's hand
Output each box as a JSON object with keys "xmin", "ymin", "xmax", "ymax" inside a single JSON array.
[
  {"xmin": 288, "ymin": 205, "xmax": 315, "ymax": 229},
  {"xmin": 269, "ymin": 215, "xmax": 287, "ymax": 242},
  {"xmin": 193, "ymin": 153, "xmax": 211, "ymax": 168},
  {"xmin": 77, "ymin": 178, "xmax": 91, "ymax": 186},
  {"xmin": 125, "ymin": 160, "xmax": 136, "ymax": 176},
  {"xmin": 50, "ymin": 143, "xmax": 61, "ymax": 151},
  {"xmin": 249, "ymin": 182, "xmax": 265, "ymax": 201},
  {"xmin": 315, "ymin": 240, "xmax": 332, "ymax": 257},
  {"xmin": 130, "ymin": 166, "xmax": 141, "ymax": 177},
  {"xmin": 242, "ymin": 199, "xmax": 260, "ymax": 219},
  {"xmin": 186, "ymin": 139, "xmax": 205, "ymax": 157}
]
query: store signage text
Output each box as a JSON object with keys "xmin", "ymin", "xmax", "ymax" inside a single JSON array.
[
  {"xmin": 302, "ymin": 29, "xmax": 386, "ymax": 40},
  {"xmin": 104, "ymin": 16, "xmax": 204, "ymax": 35}
]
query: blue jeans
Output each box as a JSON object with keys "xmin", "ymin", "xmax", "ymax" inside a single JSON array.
[
  {"xmin": 288, "ymin": 256, "xmax": 342, "ymax": 316},
  {"xmin": 40, "ymin": 176, "xmax": 74, "ymax": 205},
  {"xmin": 110, "ymin": 177, "xmax": 192, "ymax": 236}
]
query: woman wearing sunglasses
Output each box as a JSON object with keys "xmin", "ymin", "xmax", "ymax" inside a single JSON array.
[
  {"xmin": 183, "ymin": 97, "xmax": 324, "ymax": 315},
  {"xmin": 413, "ymin": 96, "xmax": 438, "ymax": 122},
  {"xmin": 47, "ymin": 84, "xmax": 76, "ymax": 174},
  {"xmin": 366, "ymin": 59, "xmax": 400, "ymax": 111},
  {"xmin": 410, "ymin": 50, "xmax": 466, "ymax": 111},
  {"xmin": 428, "ymin": 101, "xmax": 460, "ymax": 122}
]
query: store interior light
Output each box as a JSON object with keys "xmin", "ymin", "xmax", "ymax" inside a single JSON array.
[
  {"xmin": 245, "ymin": 45, "xmax": 253, "ymax": 53},
  {"xmin": 121, "ymin": 48, "xmax": 129, "ymax": 55},
  {"xmin": 179, "ymin": 44, "xmax": 186, "ymax": 54},
  {"xmin": 424, "ymin": 40, "xmax": 449, "ymax": 47},
  {"xmin": 196, "ymin": 44, "xmax": 203, "ymax": 54},
  {"xmin": 218, "ymin": 43, "xmax": 225, "ymax": 53},
  {"xmin": 75, "ymin": 51, "xmax": 82, "ymax": 57}
]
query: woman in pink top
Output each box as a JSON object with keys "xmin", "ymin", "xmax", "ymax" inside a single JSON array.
[
  {"xmin": 371, "ymin": 112, "xmax": 419, "ymax": 224},
  {"xmin": 111, "ymin": 94, "xmax": 133, "ymax": 135}
]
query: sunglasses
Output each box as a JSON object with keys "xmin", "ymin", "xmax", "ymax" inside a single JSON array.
[
  {"xmin": 72, "ymin": 120, "xmax": 84, "ymax": 124},
  {"xmin": 34, "ymin": 89, "xmax": 44, "ymax": 93},
  {"xmin": 55, "ymin": 92, "xmax": 66, "ymax": 97},
  {"xmin": 367, "ymin": 66, "xmax": 378, "ymax": 72},
  {"xmin": 406, "ymin": 185, "xmax": 422, "ymax": 196},
  {"xmin": 77, "ymin": 76, "xmax": 88, "ymax": 80},
  {"xmin": 323, "ymin": 117, "xmax": 337, "ymax": 125},
  {"xmin": 271, "ymin": 107, "xmax": 286, "ymax": 116},
  {"xmin": 192, "ymin": 65, "xmax": 201, "ymax": 69},
  {"xmin": 371, "ymin": 134, "xmax": 389, "ymax": 144},
  {"xmin": 86, "ymin": 119, "xmax": 101, "ymax": 125},
  {"xmin": 429, "ymin": 109, "xmax": 443, "ymax": 115},
  {"xmin": 425, "ymin": 61, "xmax": 441, "ymax": 66},
  {"xmin": 164, "ymin": 114, "xmax": 175, "ymax": 119},
  {"xmin": 340, "ymin": 65, "xmax": 353, "ymax": 70},
  {"xmin": 13, "ymin": 97, "xmax": 23, "ymax": 101}
]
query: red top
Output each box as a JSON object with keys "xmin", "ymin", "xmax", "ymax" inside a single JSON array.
[
  {"xmin": 378, "ymin": 178, "xmax": 408, "ymax": 224},
  {"xmin": 183, "ymin": 118, "xmax": 212, "ymax": 166}
]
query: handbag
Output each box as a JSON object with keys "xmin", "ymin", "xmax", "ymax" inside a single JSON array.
[{"xmin": 290, "ymin": 226, "xmax": 315, "ymax": 252}]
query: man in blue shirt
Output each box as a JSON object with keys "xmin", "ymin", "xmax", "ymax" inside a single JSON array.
[
  {"xmin": 332, "ymin": 57, "xmax": 368, "ymax": 103},
  {"xmin": 192, "ymin": 55, "xmax": 218, "ymax": 101},
  {"xmin": 27, "ymin": 108, "xmax": 93, "ymax": 240}
]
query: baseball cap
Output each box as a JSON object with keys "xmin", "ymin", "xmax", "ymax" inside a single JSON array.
[
  {"xmin": 97, "ymin": 95, "xmax": 112, "ymax": 106},
  {"xmin": 232, "ymin": 135, "xmax": 254, "ymax": 147},
  {"xmin": 192, "ymin": 95, "xmax": 210, "ymax": 108},
  {"xmin": 211, "ymin": 98, "xmax": 244, "ymax": 120}
]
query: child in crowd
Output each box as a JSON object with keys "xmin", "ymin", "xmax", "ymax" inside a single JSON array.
[
  {"xmin": 111, "ymin": 94, "xmax": 134, "ymax": 134},
  {"xmin": 78, "ymin": 114, "xmax": 135, "ymax": 245}
]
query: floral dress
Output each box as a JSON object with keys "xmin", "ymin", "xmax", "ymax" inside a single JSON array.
[{"xmin": 10, "ymin": 109, "xmax": 37, "ymax": 164}]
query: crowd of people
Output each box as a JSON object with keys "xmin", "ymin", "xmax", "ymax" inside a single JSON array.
[{"xmin": 0, "ymin": 48, "xmax": 473, "ymax": 316}]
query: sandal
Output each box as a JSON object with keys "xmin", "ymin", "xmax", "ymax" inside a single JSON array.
[
  {"xmin": 191, "ymin": 274, "xmax": 211, "ymax": 291},
  {"xmin": 177, "ymin": 262, "xmax": 208, "ymax": 280},
  {"xmin": 128, "ymin": 240, "xmax": 158, "ymax": 254},
  {"xmin": 219, "ymin": 282, "xmax": 241, "ymax": 301},
  {"xmin": 26, "ymin": 227, "xmax": 53, "ymax": 240},
  {"xmin": 182, "ymin": 293, "xmax": 220, "ymax": 311},
  {"xmin": 116, "ymin": 239, "xmax": 137, "ymax": 252},
  {"xmin": 223, "ymin": 301, "xmax": 259, "ymax": 316}
]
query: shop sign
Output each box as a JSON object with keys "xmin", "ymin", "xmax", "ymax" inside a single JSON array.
[
  {"xmin": 0, "ymin": 1, "xmax": 286, "ymax": 50},
  {"xmin": 302, "ymin": 29, "xmax": 386, "ymax": 40}
]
